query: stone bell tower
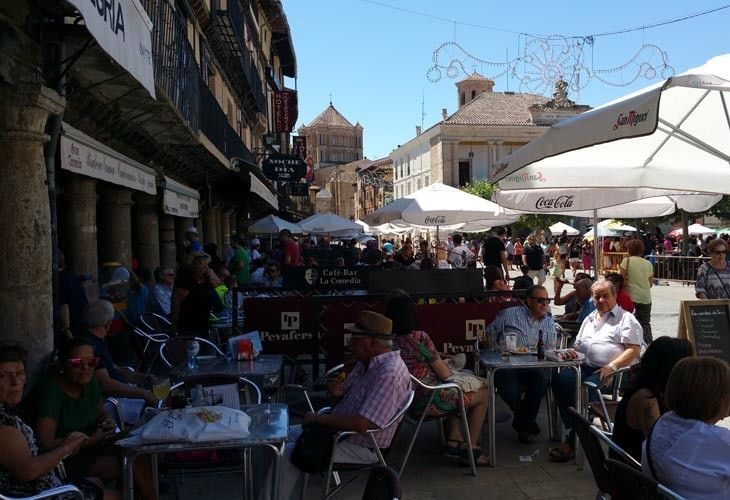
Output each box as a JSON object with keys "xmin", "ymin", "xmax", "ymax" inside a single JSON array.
[{"xmin": 456, "ymin": 72, "xmax": 495, "ymax": 108}]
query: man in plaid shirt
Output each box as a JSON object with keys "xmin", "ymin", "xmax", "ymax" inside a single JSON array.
[{"xmin": 267, "ymin": 310, "xmax": 410, "ymax": 499}]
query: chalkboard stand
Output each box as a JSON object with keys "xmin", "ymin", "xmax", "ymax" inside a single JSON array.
[{"xmin": 677, "ymin": 299, "xmax": 730, "ymax": 363}]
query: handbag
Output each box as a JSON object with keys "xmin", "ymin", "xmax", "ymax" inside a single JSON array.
[{"xmin": 290, "ymin": 421, "xmax": 335, "ymax": 473}]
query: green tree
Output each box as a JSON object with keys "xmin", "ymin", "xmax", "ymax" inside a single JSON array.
[{"xmin": 461, "ymin": 180, "xmax": 570, "ymax": 235}]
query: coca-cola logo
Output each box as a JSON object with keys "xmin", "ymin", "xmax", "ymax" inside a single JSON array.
[
  {"xmin": 612, "ymin": 109, "xmax": 650, "ymax": 131},
  {"xmin": 424, "ymin": 215, "xmax": 447, "ymax": 224},
  {"xmin": 535, "ymin": 195, "xmax": 574, "ymax": 210}
]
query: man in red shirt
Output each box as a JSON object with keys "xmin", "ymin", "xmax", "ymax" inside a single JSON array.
[
  {"xmin": 279, "ymin": 229, "xmax": 301, "ymax": 267},
  {"xmin": 604, "ymin": 273, "xmax": 635, "ymax": 313}
]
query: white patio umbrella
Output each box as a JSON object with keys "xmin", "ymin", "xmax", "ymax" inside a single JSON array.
[
  {"xmin": 247, "ymin": 214, "xmax": 302, "ymax": 234},
  {"xmin": 549, "ymin": 221, "xmax": 580, "ymax": 236},
  {"xmin": 583, "ymin": 227, "xmax": 621, "ymax": 240},
  {"xmin": 372, "ymin": 222, "xmax": 411, "ymax": 235},
  {"xmin": 299, "ymin": 212, "xmax": 362, "ymax": 236},
  {"xmin": 362, "ymin": 182, "xmax": 518, "ymax": 227},
  {"xmin": 491, "ymin": 53, "xmax": 730, "ymax": 210},
  {"xmin": 598, "ymin": 219, "xmax": 637, "ymax": 232},
  {"xmin": 669, "ymin": 223, "xmax": 717, "ymax": 236}
]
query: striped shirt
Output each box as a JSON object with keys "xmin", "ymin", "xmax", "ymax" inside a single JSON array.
[
  {"xmin": 333, "ymin": 349, "xmax": 410, "ymax": 448},
  {"xmin": 486, "ymin": 305, "xmax": 557, "ymax": 350}
]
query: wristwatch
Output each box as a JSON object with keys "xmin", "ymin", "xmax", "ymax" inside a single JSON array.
[{"xmin": 608, "ymin": 362, "xmax": 618, "ymax": 372}]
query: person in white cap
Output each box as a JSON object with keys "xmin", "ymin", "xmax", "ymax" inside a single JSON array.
[
  {"xmin": 184, "ymin": 226, "xmax": 202, "ymax": 254},
  {"xmin": 250, "ymin": 238, "xmax": 262, "ymax": 261}
]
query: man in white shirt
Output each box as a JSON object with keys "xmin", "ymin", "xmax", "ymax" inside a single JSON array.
[
  {"xmin": 549, "ymin": 280, "xmax": 642, "ymax": 462},
  {"xmin": 447, "ymin": 234, "xmax": 474, "ymax": 269}
]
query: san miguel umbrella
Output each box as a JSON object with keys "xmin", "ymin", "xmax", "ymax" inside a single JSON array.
[
  {"xmin": 490, "ymin": 54, "xmax": 730, "ymax": 270},
  {"xmin": 362, "ymin": 182, "xmax": 518, "ymax": 227}
]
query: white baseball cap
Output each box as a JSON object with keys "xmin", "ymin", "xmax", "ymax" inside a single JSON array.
[
  {"xmin": 186, "ymin": 226, "xmax": 198, "ymax": 234},
  {"xmin": 251, "ymin": 238, "xmax": 261, "ymax": 246}
]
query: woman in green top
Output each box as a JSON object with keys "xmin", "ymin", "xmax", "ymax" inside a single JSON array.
[
  {"xmin": 620, "ymin": 239, "xmax": 654, "ymax": 344},
  {"xmin": 29, "ymin": 339, "xmax": 157, "ymax": 500}
]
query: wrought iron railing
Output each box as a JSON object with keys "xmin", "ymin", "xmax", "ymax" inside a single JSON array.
[
  {"xmin": 143, "ymin": 0, "xmax": 200, "ymax": 131},
  {"xmin": 208, "ymin": 0, "xmax": 267, "ymax": 114}
]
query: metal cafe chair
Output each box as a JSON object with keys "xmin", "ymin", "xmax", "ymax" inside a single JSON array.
[
  {"xmin": 130, "ymin": 327, "xmax": 169, "ymax": 374},
  {"xmin": 568, "ymin": 406, "xmax": 615, "ymax": 500},
  {"xmin": 589, "ymin": 424, "xmax": 641, "ymax": 470},
  {"xmin": 140, "ymin": 312, "xmax": 176, "ymax": 335},
  {"xmin": 0, "ymin": 484, "xmax": 84, "ymax": 500},
  {"xmin": 285, "ymin": 363, "xmax": 346, "ymax": 415},
  {"xmin": 583, "ymin": 366, "xmax": 631, "ymax": 434},
  {"xmin": 304, "ymin": 390, "xmax": 415, "ymax": 499},
  {"xmin": 361, "ymin": 465, "xmax": 402, "ymax": 500},
  {"xmin": 604, "ymin": 458, "xmax": 685, "ymax": 500},
  {"xmin": 398, "ymin": 374, "xmax": 476, "ymax": 476}
]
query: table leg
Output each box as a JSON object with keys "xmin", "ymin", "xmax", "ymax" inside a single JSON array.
[
  {"xmin": 267, "ymin": 442, "xmax": 283, "ymax": 500},
  {"xmin": 488, "ymin": 368, "xmax": 497, "ymax": 468},
  {"xmin": 122, "ymin": 452, "xmax": 135, "ymax": 500},
  {"xmin": 573, "ymin": 365, "xmax": 583, "ymax": 470}
]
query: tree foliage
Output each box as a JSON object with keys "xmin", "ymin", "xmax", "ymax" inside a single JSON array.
[{"xmin": 461, "ymin": 180, "xmax": 570, "ymax": 235}]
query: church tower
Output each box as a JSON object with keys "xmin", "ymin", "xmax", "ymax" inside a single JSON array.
[
  {"xmin": 456, "ymin": 72, "xmax": 495, "ymax": 108},
  {"xmin": 297, "ymin": 103, "xmax": 363, "ymax": 169}
]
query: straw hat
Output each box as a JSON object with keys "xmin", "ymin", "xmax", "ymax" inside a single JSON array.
[{"xmin": 345, "ymin": 311, "xmax": 393, "ymax": 338}]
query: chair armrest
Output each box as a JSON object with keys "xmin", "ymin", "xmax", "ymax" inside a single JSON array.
[
  {"xmin": 24, "ymin": 484, "xmax": 84, "ymax": 500},
  {"xmin": 316, "ymin": 406, "xmax": 332, "ymax": 415}
]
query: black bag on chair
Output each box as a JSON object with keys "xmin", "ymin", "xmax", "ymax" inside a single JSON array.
[{"xmin": 291, "ymin": 422, "xmax": 335, "ymax": 473}]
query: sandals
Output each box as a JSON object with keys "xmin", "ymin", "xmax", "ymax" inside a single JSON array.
[
  {"xmin": 459, "ymin": 448, "xmax": 490, "ymax": 467},
  {"xmin": 444, "ymin": 440, "xmax": 464, "ymax": 461},
  {"xmin": 549, "ymin": 444, "xmax": 575, "ymax": 463}
]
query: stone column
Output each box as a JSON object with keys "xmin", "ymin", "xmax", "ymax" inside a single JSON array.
[
  {"xmin": 450, "ymin": 141, "xmax": 459, "ymax": 186},
  {"xmin": 62, "ymin": 175, "xmax": 98, "ymax": 291},
  {"xmin": 159, "ymin": 214, "xmax": 177, "ymax": 268},
  {"xmin": 202, "ymin": 206, "xmax": 218, "ymax": 248},
  {"xmin": 174, "ymin": 216, "xmax": 192, "ymax": 266},
  {"xmin": 486, "ymin": 141, "xmax": 494, "ymax": 169},
  {"xmin": 135, "ymin": 193, "xmax": 160, "ymax": 272},
  {"xmin": 214, "ymin": 206, "xmax": 224, "ymax": 254},
  {"xmin": 220, "ymin": 209, "xmax": 232, "ymax": 254},
  {"xmin": 237, "ymin": 212, "xmax": 248, "ymax": 237},
  {"xmin": 495, "ymin": 140, "xmax": 504, "ymax": 163},
  {"xmin": 99, "ymin": 188, "xmax": 134, "ymax": 266},
  {"xmin": 0, "ymin": 84, "xmax": 64, "ymax": 370}
]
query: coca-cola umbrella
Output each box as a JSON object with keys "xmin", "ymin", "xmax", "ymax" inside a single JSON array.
[
  {"xmin": 491, "ymin": 54, "xmax": 730, "ymax": 210},
  {"xmin": 362, "ymin": 182, "xmax": 518, "ymax": 228}
]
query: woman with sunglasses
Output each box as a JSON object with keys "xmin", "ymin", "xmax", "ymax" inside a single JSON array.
[
  {"xmin": 27, "ymin": 339, "xmax": 157, "ymax": 499},
  {"xmin": 0, "ymin": 343, "xmax": 118, "ymax": 499},
  {"xmin": 696, "ymin": 238, "xmax": 730, "ymax": 299}
]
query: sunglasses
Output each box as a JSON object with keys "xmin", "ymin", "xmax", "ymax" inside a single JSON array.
[
  {"xmin": 68, "ymin": 357, "xmax": 100, "ymax": 369},
  {"xmin": 529, "ymin": 297, "xmax": 552, "ymax": 304}
]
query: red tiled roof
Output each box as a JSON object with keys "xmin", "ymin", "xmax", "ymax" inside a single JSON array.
[{"xmin": 444, "ymin": 91, "xmax": 549, "ymax": 126}]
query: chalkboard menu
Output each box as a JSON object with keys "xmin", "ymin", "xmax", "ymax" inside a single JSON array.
[{"xmin": 678, "ymin": 300, "xmax": 730, "ymax": 363}]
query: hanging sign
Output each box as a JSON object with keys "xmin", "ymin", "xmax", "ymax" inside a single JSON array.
[
  {"xmin": 274, "ymin": 89, "xmax": 298, "ymax": 133},
  {"xmin": 262, "ymin": 153, "xmax": 307, "ymax": 181},
  {"xmin": 66, "ymin": 0, "xmax": 155, "ymax": 98},
  {"xmin": 162, "ymin": 176, "xmax": 199, "ymax": 218}
]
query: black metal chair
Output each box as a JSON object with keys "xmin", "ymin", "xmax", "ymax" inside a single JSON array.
[
  {"xmin": 398, "ymin": 374, "xmax": 476, "ymax": 476},
  {"xmin": 140, "ymin": 312, "xmax": 175, "ymax": 335},
  {"xmin": 361, "ymin": 465, "xmax": 402, "ymax": 500},
  {"xmin": 568, "ymin": 406, "xmax": 614, "ymax": 500},
  {"xmin": 604, "ymin": 458, "xmax": 685, "ymax": 500}
]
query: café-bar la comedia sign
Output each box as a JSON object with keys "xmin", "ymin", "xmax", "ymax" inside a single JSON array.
[{"xmin": 61, "ymin": 123, "xmax": 156, "ymax": 195}]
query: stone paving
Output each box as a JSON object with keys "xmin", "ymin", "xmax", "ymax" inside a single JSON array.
[{"xmin": 162, "ymin": 277, "xmax": 728, "ymax": 499}]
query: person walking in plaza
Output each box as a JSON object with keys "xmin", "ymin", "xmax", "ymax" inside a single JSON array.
[
  {"xmin": 482, "ymin": 227, "xmax": 510, "ymax": 279},
  {"xmin": 171, "ymin": 252, "xmax": 222, "ymax": 336},
  {"xmin": 183, "ymin": 226, "xmax": 202, "ymax": 254},
  {"xmin": 522, "ymin": 235, "xmax": 546, "ymax": 285},
  {"xmin": 581, "ymin": 240, "xmax": 593, "ymax": 274},
  {"xmin": 695, "ymin": 238, "xmax": 730, "ymax": 299},
  {"xmin": 230, "ymin": 235, "xmax": 250, "ymax": 286},
  {"xmin": 448, "ymin": 234, "xmax": 474, "ymax": 269},
  {"xmin": 619, "ymin": 239, "xmax": 654, "ymax": 344},
  {"xmin": 485, "ymin": 285, "xmax": 557, "ymax": 443},
  {"xmin": 150, "ymin": 266, "xmax": 174, "ymax": 317},
  {"xmin": 279, "ymin": 229, "xmax": 301, "ymax": 268},
  {"xmin": 513, "ymin": 238, "xmax": 524, "ymax": 271}
]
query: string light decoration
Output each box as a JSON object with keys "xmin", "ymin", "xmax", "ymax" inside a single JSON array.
[{"xmin": 428, "ymin": 37, "xmax": 675, "ymax": 97}]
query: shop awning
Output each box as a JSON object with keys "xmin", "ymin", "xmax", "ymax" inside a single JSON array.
[
  {"xmin": 250, "ymin": 174, "xmax": 278, "ymax": 210},
  {"xmin": 162, "ymin": 176, "xmax": 199, "ymax": 218},
  {"xmin": 60, "ymin": 122, "xmax": 157, "ymax": 194}
]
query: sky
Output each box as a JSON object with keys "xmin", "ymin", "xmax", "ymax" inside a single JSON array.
[{"xmin": 281, "ymin": 0, "xmax": 730, "ymax": 160}]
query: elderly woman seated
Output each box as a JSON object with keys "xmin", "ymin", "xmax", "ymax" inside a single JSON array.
[
  {"xmin": 549, "ymin": 280, "xmax": 642, "ymax": 462},
  {"xmin": 643, "ymin": 357, "xmax": 730, "ymax": 499},
  {"xmin": 0, "ymin": 343, "xmax": 118, "ymax": 499},
  {"xmin": 26, "ymin": 339, "xmax": 157, "ymax": 499}
]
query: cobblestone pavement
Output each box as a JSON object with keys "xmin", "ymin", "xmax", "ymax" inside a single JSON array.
[{"xmin": 162, "ymin": 275, "xmax": 728, "ymax": 499}]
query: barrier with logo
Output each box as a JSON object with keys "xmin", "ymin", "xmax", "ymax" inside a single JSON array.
[
  {"xmin": 313, "ymin": 293, "xmax": 521, "ymax": 371},
  {"xmin": 242, "ymin": 296, "xmax": 312, "ymax": 358}
]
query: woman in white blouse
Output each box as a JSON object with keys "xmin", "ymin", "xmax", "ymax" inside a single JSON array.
[{"xmin": 643, "ymin": 356, "xmax": 730, "ymax": 499}]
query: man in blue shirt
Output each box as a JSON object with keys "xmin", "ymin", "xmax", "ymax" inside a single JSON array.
[{"xmin": 486, "ymin": 285, "xmax": 557, "ymax": 443}]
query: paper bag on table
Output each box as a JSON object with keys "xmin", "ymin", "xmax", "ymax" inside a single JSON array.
[{"xmin": 140, "ymin": 406, "xmax": 251, "ymax": 443}]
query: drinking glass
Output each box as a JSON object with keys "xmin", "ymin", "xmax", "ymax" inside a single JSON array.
[
  {"xmin": 186, "ymin": 340, "xmax": 200, "ymax": 369},
  {"xmin": 262, "ymin": 371, "xmax": 281, "ymax": 425},
  {"xmin": 152, "ymin": 378, "xmax": 171, "ymax": 404}
]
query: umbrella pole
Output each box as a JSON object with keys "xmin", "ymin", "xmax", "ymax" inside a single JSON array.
[{"xmin": 593, "ymin": 210, "xmax": 600, "ymax": 277}]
